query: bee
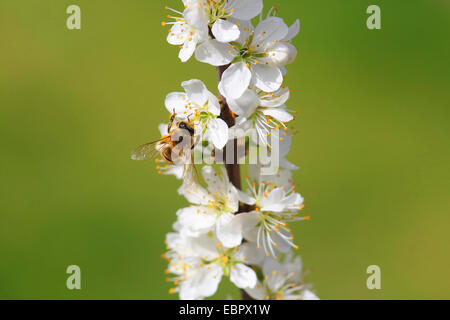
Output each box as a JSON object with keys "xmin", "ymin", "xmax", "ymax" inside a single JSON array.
[{"xmin": 131, "ymin": 113, "xmax": 198, "ymax": 185}]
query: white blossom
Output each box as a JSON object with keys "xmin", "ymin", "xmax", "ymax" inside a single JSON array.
[
  {"xmin": 249, "ymin": 164, "xmax": 296, "ymax": 190},
  {"xmin": 164, "ymin": 0, "xmax": 264, "ymax": 62},
  {"xmin": 238, "ymin": 176, "xmax": 309, "ymax": 259},
  {"xmin": 165, "ymin": 79, "xmax": 229, "ymax": 149},
  {"xmin": 163, "ymin": 6, "xmax": 209, "ymax": 62},
  {"xmin": 184, "ymin": 0, "xmax": 263, "ymax": 43},
  {"xmin": 164, "ymin": 232, "xmax": 222, "ymax": 300},
  {"xmin": 177, "ymin": 166, "xmax": 257, "ymax": 247},
  {"xmin": 244, "ymin": 252, "xmax": 319, "ymax": 300},
  {"xmin": 154, "ymin": 1, "xmax": 317, "ymax": 301},
  {"xmin": 164, "ymin": 231, "xmax": 260, "ymax": 299},
  {"xmin": 227, "ymin": 85, "xmax": 294, "ymax": 146},
  {"xmin": 196, "ymin": 15, "xmax": 299, "ymax": 99}
]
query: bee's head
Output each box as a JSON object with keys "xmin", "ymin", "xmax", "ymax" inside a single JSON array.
[{"xmin": 178, "ymin": 121, "xmax": 195, "ymax": 136}]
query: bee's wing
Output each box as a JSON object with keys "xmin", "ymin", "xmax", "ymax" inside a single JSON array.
[
  {"xmin": 183, "ymin": 162, "xmax": 199, "ymax": 187},
  {"xmin": 131, "ymin": 137, "xmax": 169, "ymax": 161}
]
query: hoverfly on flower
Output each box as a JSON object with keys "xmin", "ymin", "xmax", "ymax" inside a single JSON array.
[{"xmin": 131, "ymin": 112, "xmax": 199, "ymax": 186}]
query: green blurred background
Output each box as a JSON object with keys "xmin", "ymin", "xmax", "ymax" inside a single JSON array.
[{"xmin": 1, "ymin": 0, "xmax": 449, "ymax": 299}]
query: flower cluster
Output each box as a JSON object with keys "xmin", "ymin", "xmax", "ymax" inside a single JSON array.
[
  {"xmin": 163, "ymin": 166, "xmax": 317, "ymax": 300},
  {"xmin": 141, "ymin": 0, "xmax": 319, "ymax": 300}
]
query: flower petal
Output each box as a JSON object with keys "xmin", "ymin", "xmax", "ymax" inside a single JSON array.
[
  {"xmin": 263, "ymin": 258, "xmax": 282, "ymax": 280},
  {"xmin": 195, "ymin": 39, "xmax": 235, "ymax": 66},
  {"xmin": 302, "ymin": 290, "xmax": 320, "ymax": 300},
  {"xmin": 228, "ymin": 0, "xmax": 263, "ymax": 20},
  {"xmin": 165, "ymin": 92, "xmax": 188, "ymax": 114},
  {"xmin": 207, "ymin": 118, "xmax": 229, "ymax": 150},
  {"xmin": 235, "ymin": 241, "xmax": 265, "ymax": 265},
  {"xmin": 190, "ymin": 234, "xmax": 221, "ymax": 259},
  {"xmin": 282, "ymin": 192, "xmax": 304, "ymax": 209},
  {"xmin": 201, "ymin": 165, "xmax": 222, "ymax": 188},
  {"xmin": 278, "ymin": 133, "xmax": 292, "ymax": 157},
  {"xmin": 179, "ymin": 182, "xmax": 210, "ymax": 205},
  {"xmin": 176, "ymin": 207, "xmax": 216, "ymax": 237},
  {"xmin": 158, "ymin": 123, "xmax": 168, "ymax": 136},
  {"xmin": 235, "ymin": 212, "xmax": 260, "ymax": 234},
  {"xmin": 184, "ymin": 4, "xmax": 209, "ymax": 31},
  {"xmin": 228, "ymin": 18, "xmax": 254, "ymax": 44},
  {"xmin": 283, "ymin": 19, "xmax": 301, "ymax": 41},
  {"xmin": 216, "ymin": 212, "xmax": 243, "ymax": 248},
  {"xmin": 244, "ymin": 282, "xmax": 265, "ymax": 300},
  {"xmin": 252, "ymin": 64, "xmax": 283, "ymax": 92},
  {"xmin": 259, "ymin": 188, "xmax": 286, "ymax": 212},
  {"xmin": 165, "ymin": 232, "xmax": 184, "ymax": 251},
  {"xmin": 179, "ymin": 37, "xmax": 197, "ymax": 62},
  {"xmin": 253, "ymin": 17, "xmax": 289, "ymax": 46},
  {"xmin": 212, "ymin": 19, "xmax": 240, "ymax": 43},
  {"xmin": 218, "ymin": 211, "xmax": 259, "ymax": 248},
  {"xmin": 270, "ymin": 229, "xmax": 292, "ymax": 253},
  {"xmin": 265, "ymin": 42, "xmax": 297, "ymax": 67},
  {"xmin": 180, "ymin": 265, "xmax": 223, "ymax": 300},
  {"xmin": 262, "ymin": 108, "xmax": 294, "ymax": 123},
  {"xmin": 230, "ymin": 263, "xmax": 257, "ymax": 289},
  {"xmin": 182, "ymin": 79, "xmax": 208, "ymax": 106},
  {"xmin": 280, "ymin": 158, "xmax": 299, "ymax": 171},
  {"xmin": 196, "ymin": 265, "xmax": 223, "ymax": 298},
  {"xmin": 166, "ymin": 22, "xmax": 187, "ymax": 45},
  {"xmin": 237, "ymin": 190, "xmax": 256, "ymax": 205},
  {"xmin": 163, "ymin": 165, "xmax": 185, "ymax": 179},
  {"xmin": 227, "ymin": 89, "xmax": 259, "ymax": 117},
  {"xmin": 259, "ymin": 87, "xmax": 290, "ymax": 108},
  {"xmin": 219, "ymin": 61, "xmax": 252, "ymax": 100},
  {"xmin": 207, "ymin": 91, "xmax": 221, "ymax": 116}
]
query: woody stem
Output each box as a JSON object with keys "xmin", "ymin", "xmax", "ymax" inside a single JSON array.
[
  {"xmin": 216, "ymin": 65, "xmax": 242, "ymax": 191},
  {"xmin": 216, "ymin": 65, "xmax": 254, "ymax": 301}
]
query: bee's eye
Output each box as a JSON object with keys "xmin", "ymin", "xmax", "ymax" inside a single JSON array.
[{"xmin": 179, "ymin": 122, "xmax": 186, "ymax": 129}]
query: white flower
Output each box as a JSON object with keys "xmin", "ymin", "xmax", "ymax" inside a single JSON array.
[
  {"xmin": 196, "ymin": 16, "xmax": 299, "ymax": 99},
  {"xmin": 238, "ymin": 176, "xmax": 309, "ymax": 258},
  {"xmin": 191, "ymin": 234, "xmax": 259, "ymax": 290},
  {"xmin": 164, "ymin": 79, "xmax": 229, "ymax": 149},
  {"xmin": 163, "ymin": 6, "xmax": 209, "ymax": 62},
  {"xmin": 249, "ymin": 164, "xmax": 296, "ymax": 190},
  {"xmin": 183, "ymin": 0, "xmax": 263, "ymax": 43},
  {"xmin": 164, "ymin": 231, "xmax": 260, "ymax": 299},
  {"xmin": 164, "ymin": 1, "xmax": 264, "ymax": 62},
  {"xmin": 227, "ymin": 85, "xmax": 294, "ymax": 146},
  {"xmin": 176, "ymin": 166, "xmax": 257, "ymax": 247},
  {"xmin": 164, "ymin": 232, "xmax": 222, "ymax": 300},
  {"xmin": 244, "ymin": 251, "xmax": 319, "ymax": 300}
]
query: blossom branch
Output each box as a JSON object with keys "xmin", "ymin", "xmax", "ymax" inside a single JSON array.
[{"xmin": 146, "ymin": 0, "xmax": 320, "ymax": 301}]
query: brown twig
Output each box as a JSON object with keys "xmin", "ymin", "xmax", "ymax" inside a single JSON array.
[
  {"xmin": 217, "ymin": 65, "xmax": 242, "ymax": 192},
  {"xmin": 216, "ymin": 65, "xmax": 255, "ymax": 301}
]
